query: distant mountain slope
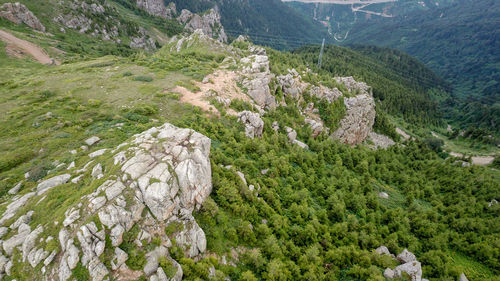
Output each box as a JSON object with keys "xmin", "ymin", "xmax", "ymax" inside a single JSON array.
[
  {"xmin": 285, "ymin": 0, "xmax": 457, "ymax": 42},
  {"xmin": 169, "ymin": 0, "xmax": 329, "ymax": 49},
  {"xmin": 343, "ymin": 0, "xmax": 500, "ymax": 133}
]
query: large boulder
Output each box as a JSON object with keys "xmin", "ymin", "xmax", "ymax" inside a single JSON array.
[
  {"xmin": 238, "ymin": 111, "xmax": 264, "ymax": 139},
  {"xmin": 0, "ymin": 2, "xmax": 45, "ymax": 31},
  {"xmin": 36, "ymin": 174, "xmax": 71, "ymax": 195},
  {"xmin": 277, "ymin": 72, "xmax": 304, "ymax": 100},
  {"xmin": 397, "ymin": 249, "xmax": 417, "ymax": 263},
  {"xmin": 334, "ymin": 76, "xmax": 371, "ymax": 94},
  {"xmin": 393, "ymin": 261, "xmax": 422, "ymax": 281}
]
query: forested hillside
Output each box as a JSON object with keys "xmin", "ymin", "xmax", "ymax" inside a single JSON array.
[
  {"xmin": 169, "ymin": 0, "xmax": 328, "ymax": 49},
  {"xmin": 0, "ymin": 1, "xmax": 498, "ymax": 280},
  {"xmin": 343, "ymin": 0, "xmax": 500, "ymax": 134},
  {"xmin": 292, "ymin": 45, "xmax": 449, "ymax": 127}
]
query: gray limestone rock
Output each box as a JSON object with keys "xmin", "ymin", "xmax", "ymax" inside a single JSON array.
[
  {"xmin": 397, "ymin": 249, "xmax": 417, "ymax": 263},
  {"xmin": 85, "ymin": 136, "xmax": 100, "ymax": 146},
  {"xmin": 0, "ymin": 2, "xmax": 45, "ymax": 31},
  {"xmin": 393, "ymin": 261, "xmax": 422, "ymax": 281},
  {"xmin": 238, "ymin": 111, "xmax": 264, "ymax": 139},
  {"xmin": 136, "ymin": 0, "xmax": 176, "ymax": 18},
  {"xmin": 331, "ymin": 91, "xmax": 375, "ymax": 146},
  {"xmin": 36, "ymin": 174, "xmax": 71, "ymax": 195},
  {"xmin": 8, "ymin": 181, "xmax": 22, "ymax": 195},
  {"xmin": 179, "ymin": 8, "xmax": 227, "ymax": 42}
]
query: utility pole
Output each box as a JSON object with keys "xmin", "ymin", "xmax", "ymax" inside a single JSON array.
[{"xmin": 318, "ymin": 38, "xmax": 325, "ymax": 68}]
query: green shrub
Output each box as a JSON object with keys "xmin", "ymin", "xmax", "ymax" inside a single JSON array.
[
  {"xmin": 133, "ymin": 75, "xmax": 153, "ymax": 82},
  {"xmin": 0, "ymin": 149, "xmax": 36, "ymax": 173},
  {"xmin": 159, "ymin": 257, "xmax": 178, "ymax": 278},
  {"xmin": 72, "ymin": 262, "xmax": 90, "ymax": 281}
]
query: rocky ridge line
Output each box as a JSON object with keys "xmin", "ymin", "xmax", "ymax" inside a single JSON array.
[{"xmin": 0, "ymin": 123, "xmax": 212, "ymax": 280}]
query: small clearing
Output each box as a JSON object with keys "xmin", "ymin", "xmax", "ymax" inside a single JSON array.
[
  {"xmin": 471, "ymin": 156, "xmax": 494, "ymax": 166},
  {"xmin": 174, "ymin": 85, "xmax": 219, "ymax": 114},
  {"xmin": 0, "ymin": 29, "xmax": 59, "ymax": 65},
  {"xmin": 173, "ymin": 70, "xmax": 251, "ymax": 116}
]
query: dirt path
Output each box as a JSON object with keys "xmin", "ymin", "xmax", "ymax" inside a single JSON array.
[{"xmin": 0, "ymin": 29, "xmax": 59, "ymax": 65}]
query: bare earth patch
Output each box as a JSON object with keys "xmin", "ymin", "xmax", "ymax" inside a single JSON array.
[
  {"xmin": 0, "ymin": 29, "xmax": 59, "ymax": 64},
  {"xmin": 172, "ymin": 70, "xmax": 251, "ymax": 116},
  {"xmin": 471, "ymin": 156, "xmax": 494, "ymax": 166}
]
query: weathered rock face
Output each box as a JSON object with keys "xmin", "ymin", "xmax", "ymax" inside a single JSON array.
[
  {"xmin": 136, "ymin": 0, "xmax": 176, "ymax": 18},
  {"xmin": 178, "ymin": 8, "xmax": 227, "ymax": 43},
  {"xmin": 394, "ymin": 261, "xmax": 422, "ymax": 281},
  {"xmin": 277, "ymin": 71, "xmax": 305, "ymax": 100},
  {"xmin": 0, "ymin": 123, "xmax": 212, "ymax": 280},
  {"xmin": 383, "ymin": 248, "xmax": 427, "ymax": 281},
  {"xmin": 305, "ymin": 118, "xmax": 324, "ymax": 138},
  {"xmin": 286, "ymin": 127, "xmax": 309, "ymax": 149},
  {"xmin": 368, "ymin": 132, "xmax": 395, "ymax": 149},
  {"xmin": 238, "ymin": 111, "xmax": 264, "ymax": 139},
  {"xmin": 331, "ymin": 87, "xmax": 375, "ymax": 146},
  {"xmin": 397, "ymin": 248, "xmax": 417, "ymax": 263},
  {"xmin": 53, "ymin": 0, "xmax": 120, "ymax": 41},
  {"xmin": 0, "ymin": 2, "xmax": 45, "ymax": 31},
  {"xmin": 335, "ymin": 76, "xmax": 371, "ymax": 94},
  {"xmin": 130, "ymin": 27, "xmax": 157, "ymax": 51},
  {"xmin": 240, "ymin": 48, "xmax": 276, "ymax": 110}
]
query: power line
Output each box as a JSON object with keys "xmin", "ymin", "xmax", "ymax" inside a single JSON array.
[
  {"xmin": 318, "ymin": 38, "xmax": 325, "ymax": 68},
  {"xmin": 222, "ymin": 30, "xmax": 447, "ymax": 90}
]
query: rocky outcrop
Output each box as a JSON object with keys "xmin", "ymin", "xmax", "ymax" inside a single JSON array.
[
  {"xmin": 368, "ymin": 132, "xmax": 395, "ymax": 149},
  {"xmin": 240, "ymin": 48, "xmax": 276, "ymax": 110},
  {"xmin": 238, "ymin": 111, "xmax": 264, "ymax": 139},
  {"xmin": 286, "ymin": 127, "xmax": 309, "ymax": 149},
  {"xmin": 0, "ymin": 123, "xmax": 212, "ymax": 280},
  {"xmin": 178, "ymin": 8, "xmax": 227, "ymax": 43},
  {"xmin": 36, "ymin": 174, "xmax": 71, "ymax": 195},
  {"xmin": 335, "ymin": 76, "xmax": 371, "ymax": 94},
  {"xmin": 331, "ymin": 82, "xmax": 375, "ymax": 146},
  {"xmin": 0, "ymin": 2, "xmax": 45, "ymax": 31},
  {"xmin": 383, "ymin": 248, "xmax": 427, "ymax": 281},
  {"xmin": 136, "ymin": 0, "xmax": 176, "ymax": 18},
  {"xmin": 130, "ymin": 27, "xmax": 157, "ymax": 51},
  {"xmin": 53, "ymin": 0, "xmax": 120, "ymax": 41},
  {"xmin": 277, "ymin": 70, "xmax": 305, "ymax": 100},
  {"xmin": 397, "ymin": 248, "xmax": 417, "ymax": 263},
  {"xmin": 394, "ymin": 261, "xmax": 422, "ymax": 281},
  {"xmin": 305, "ymin": 118, "xmax": 324, "ymax": 138}
]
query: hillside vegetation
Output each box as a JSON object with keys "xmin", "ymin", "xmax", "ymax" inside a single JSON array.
[
  {"xmin": 343, "ymin": 0, "xmax": 500, "ymax": 134},
  {"xmin": 0, "ymin": 2, "xmax": 498, "ymax": 281}
]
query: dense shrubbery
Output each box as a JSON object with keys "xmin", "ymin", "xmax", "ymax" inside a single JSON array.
[
  {"xmin": 169, "ymin": 100, "xmax": 500, "ymax": 280},
  {"xmin": 294, "ymin": 45, "xmax": 444, "ymax": 126}
]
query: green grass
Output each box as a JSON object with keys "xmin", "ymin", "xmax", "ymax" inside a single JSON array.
[{"xmin": 449, "ymin": 251, "xmax": 498, "ymax": 280}]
